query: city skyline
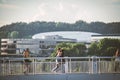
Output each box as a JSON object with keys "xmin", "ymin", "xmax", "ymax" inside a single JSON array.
[{"xmin": 0, "ymin": 0, "xmax": 120, "ymax": 27}]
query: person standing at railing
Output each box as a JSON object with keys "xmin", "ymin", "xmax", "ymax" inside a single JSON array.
[
  {"xmin": 114, "ymin": 48, "xmax": 120, "ymax": 72},
  {"xmin": 23, "ymin": 48, "xmax": 31, "ymax": 74},
  {"xmin": 52, "ymin": 48, "xmax": 65, "ymax": 73}
]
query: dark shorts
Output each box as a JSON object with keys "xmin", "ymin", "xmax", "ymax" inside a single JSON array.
[
  {"xmin": 56, "ymin": 57, "xmax": 65, "ymax": 63},
  {"xmin": 56, "ymin": 58, "xmax": 61, "ymax": 62},
  {"xmin": 24, "ymin": 59, "xmax": 31, "ymax": 65}
]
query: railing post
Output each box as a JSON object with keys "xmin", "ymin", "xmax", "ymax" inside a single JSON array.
[
  {"xmin": 8, "ymin": 59, "xmax": 11, "ymax": 75},
  {"xmin": 33, "ymin": 58, "xmax": 36, "ymax": 75},
  {"xmin": 88, "ymin": 57, "xmax": 91, "ymax": 74},
  {"xmin": 92, "ymin": 56, "xmax": 97, "ymax": 74},
  {"xmin": 64, "ymin": 57, "xmax": 68, "ymax": 73},
  {"xmin": 98, "ymin": 57, "xmax": 101, "ymax": 74},
  {"xmin": 69, "ymin": 58, "xmax": 72, "ymax": 73},
  {"xmin": 3, "ymin": 58, "xmax": 5, "ymax": 76}
]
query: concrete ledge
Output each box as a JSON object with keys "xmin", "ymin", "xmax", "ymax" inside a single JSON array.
[{"xmin": 0, "ymin": 73, "xmax": 120, "ymax": 80}]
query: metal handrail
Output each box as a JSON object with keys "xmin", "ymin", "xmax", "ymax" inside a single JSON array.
[{"xmin": 0, "ymin": 57, "xmax": 120, "ymax": 76}]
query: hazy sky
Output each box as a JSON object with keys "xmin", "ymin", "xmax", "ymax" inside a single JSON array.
[{"xmin": 0, "ymin": 0, "xmax": 120, "ymax": 27}]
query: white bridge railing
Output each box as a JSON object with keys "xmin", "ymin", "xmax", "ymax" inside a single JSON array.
[{"xmin": 0, "ymin": 57, "xmax": 120, "ymax": 75}]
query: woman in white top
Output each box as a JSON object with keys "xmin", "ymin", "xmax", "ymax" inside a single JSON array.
[{"xmin": 52, "ymin": 48, "xmax": 64, "ymax": 72}]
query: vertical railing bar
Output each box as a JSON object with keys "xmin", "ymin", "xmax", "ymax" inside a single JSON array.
[
  {"xmin": 61, "ymin": 57, "xmax": 63, "ymax": 73},
  {"xmin": 3, "ymin": 58, "xmax": 5, "ymax": 76},
  {"xmin": 88, "ymin": 57, "xmax": 91, "ymax": 74},
  {"xmin": 99, "ymin": 57, "xmax": 101, "ymax": 74},
  {"xmin": 22, "ymin": 58, "xmax": 24, "ymax": 75},
  {"xmin": 70, "ymin": 58, "xmax": 71, "ymax": 73},
  {"xmin": 8, "ymin": 60, "xmax": 10, "ymax": 75},
  {"xmin": 33, "ymin": 58, "xmax": 36, "ymax": 75},
  {"xmin": 50, "ymin": 61, "xmax": 51, "ymax": 73}
]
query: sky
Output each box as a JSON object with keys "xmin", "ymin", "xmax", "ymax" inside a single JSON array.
[{"xmin": 0, "ymin": 0, "xmax": 120, "ymax": 27}]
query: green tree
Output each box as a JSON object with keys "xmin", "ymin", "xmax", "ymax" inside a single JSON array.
[
  {"xmin": 88, "ymin": 42, "xmax": 99, "ymax": 56},
  {"xmin": 105, "ymin": 47, "xmax": 116, "ymax": 56},
  {"xmin": 0, "ymin": 31, "xmax": 8, "ymax": 38},
  {"xmin": 88, "ymin": 38, "xmax": 120, "ymax": 56},
  {"xmin": 71, "ymin": 43, "xmax": 86, "ymax": 56},
  {"xmin": 10, "ymin": 31, "xmax": 19, "ymax": 38},
  {"xmin": 98, "ymin": 38, "xmax": 120, "ymax": 56}
]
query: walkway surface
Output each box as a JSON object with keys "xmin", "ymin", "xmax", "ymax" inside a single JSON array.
[{"xmin": 0, "ymin": 73, "xmax": 120, "ymax": 80}]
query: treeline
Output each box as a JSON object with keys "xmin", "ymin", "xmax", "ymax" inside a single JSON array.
[
  {"xmin": 51, "ymin": 38, "xmax": 120, "ymax": 57},
  {"xmin": 0, "ymin": 20, "xmax": 120, "ymax": 38}
]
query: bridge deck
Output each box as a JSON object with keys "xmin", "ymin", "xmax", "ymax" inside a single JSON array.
[{"xmin": 0, "ymin": 73, "xmax": 120, "ymax": 80}]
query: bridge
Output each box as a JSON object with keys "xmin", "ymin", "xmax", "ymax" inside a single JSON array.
[{"xmin": 0, "ymin": 57, "xmax": 120, "ymax": 80}]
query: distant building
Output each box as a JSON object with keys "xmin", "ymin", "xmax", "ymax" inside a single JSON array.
[
  {"xmin": 1, "ymin": 35, "xmax": 77, "ymax": 56},
  {"xmin": 32, "ymin": 31, "xmax": 101, "ymax": 42},
  {"xmin": 91, "ymin": 34, "xmax": 120, "ymax": 42}
]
